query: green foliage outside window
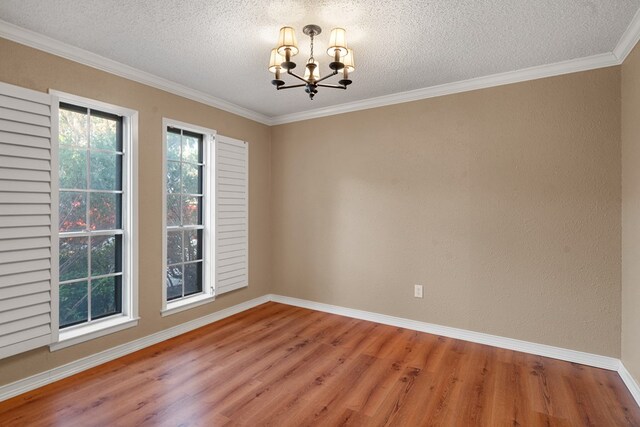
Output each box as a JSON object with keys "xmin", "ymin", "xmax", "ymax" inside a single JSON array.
[{"xmin": 58, "ymin": 105, "xmax": 123, "ymax": 328}]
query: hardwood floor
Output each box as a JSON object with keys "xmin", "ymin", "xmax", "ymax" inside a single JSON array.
[{"xmin": 1, "ymin": 302, "xmax": 639, "ymax": 426}]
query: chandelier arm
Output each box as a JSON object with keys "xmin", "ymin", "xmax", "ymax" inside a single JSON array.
[
  {"xmin": 317, "ymin": 83, "xmax": 347, "ymax": 89},
  {"xmin": 313, "ymin": 70, "xmax": 339, "ymax": 84},
  {"xmin": 286, "ymin": 69, "xmax": 310, "ymax": 84},
  {"xmin": 276, "ymin": 84, "xmax": 307, "ymax": 90}
]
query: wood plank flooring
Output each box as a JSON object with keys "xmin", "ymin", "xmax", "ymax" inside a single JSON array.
[{"xmin": 0, "ymin": 302, "xmax": 639, "ymax": 426}]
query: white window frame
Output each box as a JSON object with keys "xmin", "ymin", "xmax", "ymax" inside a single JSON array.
[
  {"xmin": 161, "ymin": 118, "xmax": 216, "ymax": 317},
  {"xmin": 49, "ymin": 91, "xmax": 139, "ymax": 351}
]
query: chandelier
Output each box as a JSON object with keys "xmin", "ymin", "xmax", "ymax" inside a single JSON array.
[{"xmin": 268, "ymin": 25, "xmax": 355, "ymax": 100}]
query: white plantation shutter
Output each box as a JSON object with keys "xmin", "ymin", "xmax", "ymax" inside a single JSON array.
[
  {"xmin": 215, "ymin": 135, "xmax": 248, "ymax": 294},
  {"xmin": 0, "ymin": 82, "xmax": 54, "ymax": 358}
]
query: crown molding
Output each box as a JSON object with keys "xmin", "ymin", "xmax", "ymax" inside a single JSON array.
[
  {"xmin": 270, "ymin": 52, "xmax": 620, "ymax": 125},
  {"xmin": 3, "ymin": 13, "xmax": 640, "ymax": 127},
  {"xmin": 614, "ymin": 8, "xmax": 640, "ymax": 62},
  {"xmin": 0, "ymin": 20, "xmax": 273, "ymax": 126}
]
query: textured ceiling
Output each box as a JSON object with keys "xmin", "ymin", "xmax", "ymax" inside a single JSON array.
[{"xmin": 0, "ymin": 0, "xmax": 638, "ymax": 118}]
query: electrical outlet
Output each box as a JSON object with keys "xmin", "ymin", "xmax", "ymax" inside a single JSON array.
[{"xmin": 414, "ymin": 284, "xmax": 423, "ymax": 298}]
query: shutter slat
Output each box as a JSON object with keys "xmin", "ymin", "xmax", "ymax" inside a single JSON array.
[
  {"xmin": 219, "ymin": 217, "xmax": 246, "ymax": 226},
  {"xmin": 218, "ymin": 224, "xmax": 245, "ymax": 233},
  {"xmin": 0, "ymin": 107, "xmax": 51, "ymax": 127},
  {"xmin": 218, "ymin": 249, "xmax": 246, "ymax": 260},
  {"xmin": 0, "ymin": 259, "xmax": 50, "ymax": 277},
  {"xmin": 0, "ymin": 303, "xmax": 49, "ymax": 325},
  {"xmin": 218, "ymin": 141, "xmax": 247, "ymax": 155},
  {"xmin": 0, "ymin": 143, "xmax": 50, "ymax": 160},
  {"xmin": 218, "ymin": 191, "xmax": 245, "ymax": 199},
  {"xmin": 0, "ymin": 215, "xmax": 50, "ymax": 228},
  {"xmin": 0, "ymin": 237, "xmax": 50, "ymax": 252},
  {"xmin": 0, "ymin": 192, "xmax": 50, "ymax": 204},
  {"xmin": 218, "ymin": 262, "xmax": 246, "ymax": 274},
  {"xmin": 0, "ymin": 131, "xmax": 51, "ymax": 149},
  {"xmin": 218, "ymin": 171, "xmax": 245, "ymax": 180},
  {"xmin": 0, "ymin": 292, "xmax": 50, "ymax": 312},
  {"xmin": 217, "ymin": 243, "xmax": 246, "ymax": 253},
  {"xmin": 0, "ymin": 313, "xmax": 50, "ymax": 336},
  {"xmin": 218, "ymin": 163, "xmax": 247, "ymax": 176},
  {"xmin": 216, "ymin": 135, "xmax": 247, "ymax": 295},
  {"xmin": 0, "ymin": 168, "xmax": 50, "ymax": 182},
  {"xmin": 0, "ymin": 225, "xmax": 51, "ymax": 240},
  {"xmin": 218, "ymin": 236, "xmax": 246, "ymax": 246},
  {"xmin": 217, "ymin": 204, "xmax": 246, "ymax": 213},
  {"xmin": 0, "ymin": 119, "xmax": 50, "ymax": 139},
  {"xmin": 0, "ymin": 83, "xmax": 53, "ymax": 359},
  {"xmin": 218, "ymin": 198, "xmax": 245, "ymax": 206},
  {"xmin": 218, "ymin": 255, "xmax": 246, "ymax": 267},
  {"xmin": 0, "ymin": 270, "xmax": 50, "ymax": 288},
  {"xmin": 217, "ymin": 275, "xmax": 247, "ymax": 288},
  {"xmin": 217, "ymin": 268, "xmax": 246, "ymax": 281},
  {"xmin": 218, "ymin": 211, "xmax": 246, "ymax": 220},
  {"xmin": 218, "ymin": 150, "xmax": 245, "ymax": 161},
  {"xmin": 0, "ymin": 282, "xmax": 49, "ymax": 301},
  {"xmin": 0, "ymin": 324, "xmax": 51, "ymax": 348},
  {"xmin": 218, "ymin": 177, "xmax": 246, "ymax": 186},
  {"xmin": 0, "ymin": 248, "xmax": 51, "ymax": 265},
  {"xmin": 217, "ymin": 157, "xmax": 246, "ymax": 168},
  {"xmin": 218, "ymin": 184, "xmax": 246, "ymax": 193},
  {"xmin": 0, "ymin": 180, "xmax": 50, "ymax": 193},
  {"xmin": 0, "ymin": 156, "xmax": 50, "ymax": 171},
  {"xmin": 0, "ymin": 83, "xmax": 51, "ymax": 106},
  {"xmin": 0, "ymin": 95, "xmax": 49, "ymax": 117},
  {"xmin": 0, "ymin": 204, "xmax": 51, "ymax": 215},
  {"xmin": 218, "ymin": 230, "xmax": 246, "ymax": 239}
]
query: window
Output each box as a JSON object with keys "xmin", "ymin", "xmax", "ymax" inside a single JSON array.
[
  {"xmin": 162, "ymin": 119, "xmax": 215, "ymax": 315},
  {"xmin": 52, "ymin": 92, "xmax": 138, "ymax": 349}
]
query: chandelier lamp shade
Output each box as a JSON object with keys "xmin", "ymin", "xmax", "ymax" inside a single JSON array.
[{"xmin": 268, "ymin": 24, "xmax": 355, "ymax": 99}]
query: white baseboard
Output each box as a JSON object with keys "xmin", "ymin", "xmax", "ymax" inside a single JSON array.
[
  {"xmin": 619, "ymin": 361, "xmax": 640, "ymax": 407},
  {"xmin": 268, "ymin": 294, "xmax": 620, "ymax": 371},
  {"xmin": 1, "ymin": 292, "xmax": 638, "ymax": 409},
  {"xmin": 0, "ymin": 295, "xmax": 270, "ymax": 402}
]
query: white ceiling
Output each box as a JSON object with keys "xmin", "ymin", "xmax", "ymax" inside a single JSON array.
[{"xmin": 0, "ymin": 0, "xmax": 639, "ymax": 120}]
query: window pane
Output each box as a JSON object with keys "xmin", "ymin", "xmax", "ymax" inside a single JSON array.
[
  {"xmin": 59, "ymin": 237, "xmax": 88, "ymax": 282},
  {"xmin": 91, "ymin": 276, "xmax": 122, "ymax": 320},
  {"xmin": 91, "ymin": 235, "xmax": 120, "ymax": 276},
  {"xmin": 59, "ymin": 191, "xmax": 86, "ymax": 232},
  {"xmin": 59, "ymin": 108, "xmax": 88, "ymax": 147},
  {"xmin": 90, "ymin": 193, "xmax": 121, "ymax": 230},
  {"xmin": 167, "ymin": 230, "xmax": 183, "ymax": 265},
  {"xmin": 90, "ymin": 114, "xmax": 119, "ymax": 151},
  {"xmin": 184, "ymin": 229, "xmax": 202, "ymax": 262},
  {"xmin": 167, "ymin": 130, "xmax": 181, "ymax": 160},
  {"xmin": 166, "ymin": 161, "xmax": 181, "ymax": 194},
  {"xmin": 167, "ymin": 194, "xmax": 181, "ymax": 226},
  {"xmin": 182, "ymin": 163, "xmax": 202, "ymax": 195},
  {"xmin": 59, "ymin": 148, "xmax": 87, "ymax": 189},
  {"xmin": 166, "ymin": 266, "xmax": 183, "ymax": 300},
  {"xmin": 184, "ymin": 262, "xmax": 202, "ymax": 296},
  {"xmin": 182, "ymin": 133, "xmax": 202, "ymax": 163},
  {"xmin": 182, "ymin": 196, "xmax": 201, "ymax": 226},
  {"xmin": 60, "ymin": 281, "xmax": 89, "ymax": 327},
  {"xmin": 90, "ymin": 152, "xmax": 122, "ymax": 190}
]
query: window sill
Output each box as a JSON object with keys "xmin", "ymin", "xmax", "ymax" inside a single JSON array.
[
  {"xmin": 161, "ymin": 294, "xmax": 215, "ymax": 317},
  {"xmin": 50, "ymin": 315, "xmax": 139, "ymax": 351}
]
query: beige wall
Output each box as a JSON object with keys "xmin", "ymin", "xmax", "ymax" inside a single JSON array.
[
  {"xmin": 622, "ymin": 43, "xmax": 640, "ymax": 384},
  {"xmin": 271, "ymin": 67, "xmax": 622, "ymax": 357},
  {"xmin": 0, "ymin": 38, "xmax": 271, "ymax": 386}
]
